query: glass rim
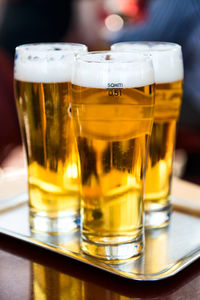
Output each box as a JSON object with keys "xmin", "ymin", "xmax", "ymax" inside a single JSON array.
[
  {"xmin": 76, "ymin": 50, "xmax": 153, "ymax": 64},
  {"xmin": 111, "ymin": 41, "xmax": 182, "ymax": 53},
  {"xmin": 15, "ymin": 42, "xmax": 88, "ymax": 53}
]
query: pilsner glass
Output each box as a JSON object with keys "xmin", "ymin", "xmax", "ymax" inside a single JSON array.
[
  {"xmin": 111, "ymin": 42, "xmax": 184, "ymax": 227},
  {"xmin": 14, "ymin": 43, "xmax": 87, "ymax": 234},
  {"xmin": 71, "ymin": 51, "xmax": 155, "ymax": 260}
]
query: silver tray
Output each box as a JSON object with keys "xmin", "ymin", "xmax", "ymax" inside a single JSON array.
[{"xmin": 0, "ymin": 193, "xmax": 200, "ymax": 281}]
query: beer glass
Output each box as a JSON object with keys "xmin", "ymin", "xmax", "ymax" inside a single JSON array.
[
  {"xmin": 111, "ymin": 42, "xmax": 184, "ymax": 227},
  {"xmin": 14, "ymin": 43, "xmax": 87, "ymax": 233},
  {"xmin": 71, "ymin": 51, "xmax": 155, "ymax": 260}
]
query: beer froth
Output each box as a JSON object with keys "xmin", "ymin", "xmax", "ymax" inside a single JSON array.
[
  {"xmin": 73, "ymin": 52, "xmax": 154, "ymax": 89},
  {"xmin": 111, "ymin": 42, "xmax": 184, "ymax": 84},
  {"xmin": 15, "ymin": 43, "xmax": 87, "ymax": 83}
]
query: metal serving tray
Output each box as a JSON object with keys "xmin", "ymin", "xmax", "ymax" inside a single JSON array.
[{"xmin": 0, "ymin": 194, "xmax": 200, "ymax": 281}]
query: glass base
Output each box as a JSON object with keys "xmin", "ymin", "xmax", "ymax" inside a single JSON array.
[
  {"xmin": 30, "ymin": 211, "xmax": 80, "ymax": 234},
  {"xmin": 81, "ymin": 234, "xmax": 143, "ymax": 261},
  {"xmin": 144, "ymin": 204, "xmax": 172, "ymax": 229}
]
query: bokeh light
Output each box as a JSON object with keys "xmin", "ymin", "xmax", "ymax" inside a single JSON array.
[{"xmin": 105, "ymin": 14, "xmax": 124, "ymax": 32}]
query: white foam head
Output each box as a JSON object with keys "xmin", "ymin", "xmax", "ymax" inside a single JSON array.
[
  {"xmin": 72, "ymin": 51, "xmax": 154, "ymax": 89},
  {"xmin": 111, "ymin": 42, "xmax": 184, "ymax": 84},
  {"xmin": 14, "ymin": 43, "xmax": 88, "ymax": 83}
]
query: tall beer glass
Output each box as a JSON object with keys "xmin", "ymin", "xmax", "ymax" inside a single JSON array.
[
  {"xmin": 71, "ymin": 51, "xmax": 155, "ymax": 260},
  {"xmin": 14, "ymin": 43, "xmax": 87, "ymax": 233},
  {"xmin": 111, "ymin": 42, "xmax": 184, "ymax": 227}
]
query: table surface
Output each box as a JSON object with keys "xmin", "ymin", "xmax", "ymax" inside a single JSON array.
[{"xmin": 0, "ymin": 176, "xmax": 200, "ymax": 300}]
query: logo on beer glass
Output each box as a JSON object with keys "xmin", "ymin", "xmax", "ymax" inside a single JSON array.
[{"xmin": 107, "ymin": 83, "xmax": 123, "ymax": 97}]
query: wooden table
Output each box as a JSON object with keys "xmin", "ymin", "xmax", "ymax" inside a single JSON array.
[{"xmin": 0, "ymin": 174, "xmax": 200, "ymax": 299}]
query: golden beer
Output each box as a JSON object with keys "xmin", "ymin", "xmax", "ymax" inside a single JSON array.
[
  {"xmin": 145, "ymin": 80, "xmax": 183, "ymax": 211},
  {"xmin": 71, "ymin": 51, "xmax": 155, "ymax": 260},
  {"xmin": 14, "ymin": 43, "xmax": 87, "ymax": 233},
  {"xmin": 15, "ymin": 81, "xmax": 79, "ymax": 220},
  {"xmin": 32, "ymin": 263, "xmax": 83, "ymax": 299},
  {"xmin": 111, "ymin": 42, "xmax": 184, "ymax": 227}
]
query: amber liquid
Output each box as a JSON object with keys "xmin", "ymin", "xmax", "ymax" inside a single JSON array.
[
  {"xmin": 32, "ymin": 262, "xmax": 132, "ymax": 299},
  {"xmin": 32, "ymin": 263, "xmax": 83, "ymax": 299},
  {"xmin": 15, "ymin": 80, "xmax": 80, "ymax": 222},
  {"xmin": 145, "ymin": 80, "xmax": 183, "ymax": 211},
  {"xmin": 71, "ymin": 84, "xmax": 154, "ymax": 244}
]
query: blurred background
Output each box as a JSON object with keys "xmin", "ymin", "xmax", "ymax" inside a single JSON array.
[{"xmin": 0, "ymin": 0, "xmax": 199, "ymax": 184}]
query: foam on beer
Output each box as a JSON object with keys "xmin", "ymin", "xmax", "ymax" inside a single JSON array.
[
  {"xmin": 14, "ymin": 43, "xmax": 87, "ymax": 83},
  {"xmin": 111, "ymin": 42, "xmax": 184, "ymax": 84},
  {"xmin": 72, "ymin": 52, "xmax": 154, "ymax": 88}
]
